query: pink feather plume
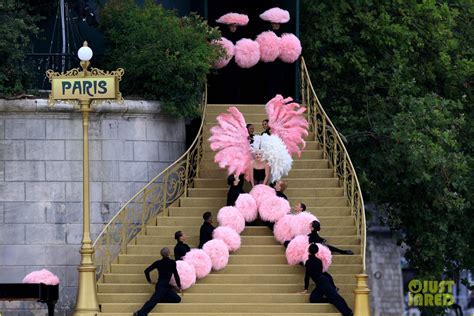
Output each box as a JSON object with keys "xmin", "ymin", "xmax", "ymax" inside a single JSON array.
[
  {"xmin": 209, "ymin": 107, "xmax": 253, "ymax": 178},
  {"xmin": 182, "ymin": 249, "xmax": 212, "ymax": 279},
  {"xmin": 273, "ymin": 214, "xmax": 296, "ymax": 244},
  {"xmin": 203, "ymin": 239, "xmax": 229, "ymax": 271},
  {"xmin": 235, "ymin": 39, "xmax": 260, "ymax": 68},
  {"xmin": 22, "ymin": 269, "xmax": 60, "ymax": 285},
  {"xmin": 265, "ymin": 95, "xmax": 309, "ymax": 157},
  {"xmin": 259, "ymin": 7, "xmax": 290, "ymax": 24},
  {"xmin": 285, "ymin": 235, "xmax": 309, "ymax": 265},
  {"xmin": 315, "ymin": 243, "xmax": 333, "ymax": 272},
  {"xmin": 213, "ymin": 226, "xmax": 241, "ymax": 252},
  {"xmin": 217, "ymin": 206, "xmax": 246, "ymax": 234},
  {"xmin": 291, "ymin": 212, "xmax": 319, "ymax": 236},
  {"xmin": 170, "ymin": 260, "xmax": 196, "ymax": 290},
  {"xmin": 249, "ymin": 184, "xmax": 276, "ymax": 208},
  {"xmin": 234, "ymin": 193, "xmax": 258, "ymax": 222},
  {"xmin": 256, "ymin": 31, "xmax": 281, "ymax": 63},
  {"xmin": 279, "ymin": 33, "xmax": 302, "ymax": 63},
  {"xmin": 213, "ymin": 37, "xmax": 235, "ymax": 69},
  {"xmin": 258, "ymin": 195, "xmax": 290, "ymax": 223},
  {"xmin": 216, "ymin": 13, "xmax": 249, "ymax": 26}
]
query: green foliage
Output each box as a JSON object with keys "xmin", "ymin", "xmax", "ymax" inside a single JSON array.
[
  {"xmin": 0, "ymin": 0, "xmax": 40, "ymax": 95},
  {"xmin": 301, "ymin": 0, "xmax": 473, "ymax": 295},
  {"xmin": 100, "ymin": 0, "xmax": 221, "ymax": 117}
]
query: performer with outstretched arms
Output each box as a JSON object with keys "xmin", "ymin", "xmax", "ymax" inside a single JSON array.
[{"xmin": 309, "ymin": 220, "xmax": 353, "ymax": 255}]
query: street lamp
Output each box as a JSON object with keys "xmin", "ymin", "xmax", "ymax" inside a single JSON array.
[{"xmin": 46, "ymin": 41, "xmax": 124, "ymax": 316}]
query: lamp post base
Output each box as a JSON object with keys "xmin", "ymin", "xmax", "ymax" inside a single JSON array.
[
  {"xmin": 73, "ymin": 246, "xmax": 99, "ymax": 316},
  {"xmin": 353, "ymin": 273, "xmax": 371, "ymax": 316}
]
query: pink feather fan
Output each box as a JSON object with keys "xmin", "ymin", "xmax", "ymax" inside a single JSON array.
[
  {"xmin": 279, "ymin": 33, "xmax": 302, "ymax": 63},
  {"xmin": 209, "ymin": 107, "xmax": 253, "ymax": 178},
  {"xmin": 258, "ymin": 195, "xmax": 290, "ymax": 223},
  {"xmin": 235, "ymin": 39, "xmax": 260, "ymax": 68},
  {"xmin": 273, "ymin": 214, "xmax": 295, "ymax": 244},
  {"xmin": 315, "ymin": 243, "xmax": 333, "ymax": 273},
  {"xmin": 259, "ymin": 7, "xmax": 290, "ymax": 24},
  {"xmin": 182, "ymin": 249, "xmax": 212, "ymax": 279},
  {"xmin": 23, "ymin": 269, "xmax": 59, "ymax": 285},
  {"xmin": 203, "ymin": 239, "xmax": 230, "ymax": 271},
  {"xmin": 216, "ymin": 13, "xmax": 249, "ymax": 26},
  {"xmin": 265, "ymin": 95, "xmax": 309, "ymax": 157},
  {"xmin": 170, "ymin": 260, "xmax": 196, "ymax": 290},
  {"xmin": 249, "ymin": 184, "xmax": 276, "ymax": 208}
]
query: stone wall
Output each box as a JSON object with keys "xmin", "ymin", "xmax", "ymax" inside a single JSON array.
[
  {"xmin": 0, "ymin": 99, "xmax": 186, "ymax": 315},
  {"xmin": 366, "ymin": 227, "xmax": 405, "ymax": 316}
]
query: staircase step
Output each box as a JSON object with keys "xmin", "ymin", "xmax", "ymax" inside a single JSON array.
[
  {"xmin": 202, "ymin": 149, "xmax": 323, "ymax": 160},
  {"xmin": 203, "ymin": 140, "xmax": 319, "ymax": 151},
  {"xmin": 198, "ymin": 168, "xmax": 333, "ymax": 180},
  {"xmin": 168, "ymin": 206, "xmax": 351, "ymax": 217},
  {"xmin": 179, "ymin": 197, "xmax": 347, "ymax": 208},
  {"xmin": 199, "ymin": 159, "xmax": 328, "ymax": 170},
  {"xmin": 100, "ymin": 313, "xmax": 341, "ymax": 316},
  {"xmin": 187, "ymin": 187, "xmax": 343, "ymax": 198},
  {"xmin": 100, "ymin": 302, "xmax": 339, "ymax": 313},
  {"xmin": 193, "ymin": 178, "xmax": 339, "ymax": 189}
]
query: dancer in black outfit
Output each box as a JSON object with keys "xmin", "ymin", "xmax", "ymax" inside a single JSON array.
[
  {"xmin": 227, "ymin": 174, "xmax": 245, "ymax": 206},
  {"xmin": 302, "ymin": 244, "xmax": 353, "ymax": 316},
  {"xmin": 247, "ymin": 124, "xmax": 255, "ymax": 144},
  {"xmin": 198, "ymin": 212, "xmax": 215, "ymax": 248},
  {"xmin": 134, "ymin": 247, "xmax": 182, "ymax": 316},
  {"xmin": 274, "ymin": 180, "xmax": 288, "ymax": 200},
  {"xmin": 173, "ymin": 231, "xmax": 190, "ymax": 261},
  {"xmin": 261, "ymin": 119, "xmax": 271, "ymax": 135},
  {"xmin": 309, "ymin": 221, "xmax": 354, "ymax": 255}
]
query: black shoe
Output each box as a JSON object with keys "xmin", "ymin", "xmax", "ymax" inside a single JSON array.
[
  {"xmin": 342, "ymin": 250, "xmax": 354, "ymax": 255},
  {"xmin": 133, "ymin": 312, "xmax": 139, "ymax": 316}
]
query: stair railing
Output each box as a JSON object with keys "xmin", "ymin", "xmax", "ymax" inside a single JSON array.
[
  {"xmin": 300, "ymin": 58, "xmax": 370, "ymax": 314},
  {"xmin": 92, "ymin": 87, "xmax": 207, "ymax": 282}
]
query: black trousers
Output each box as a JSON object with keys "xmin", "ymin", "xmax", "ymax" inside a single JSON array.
[
  {"xmin": 136, "ymin": 284, "xmax": 181, "ymax": 316},
  {"xmin": 310, "ymin": 275, "xmax": 352, "ymax": 316}
]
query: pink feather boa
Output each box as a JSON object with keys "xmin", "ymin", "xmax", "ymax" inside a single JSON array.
[
  {"xmin": 273, "ymin": 214, "xmax": 295, "ymax": 244},
  {"xmin": 279, "ymin": 33, "xmax": 302, "ymax": 63},
  {"xmin": 235, "ymin": 39, "xmax": 260, "ymax": 68},
  {"xmin": 22, "ymin": 269, "xmax": 59, "ymax": 285},
  {"xmin": 182, "ymin": 249, "xmax": 212, "ymax": 279},
  {"xmin": 291, "ymin": 212, "xmax": 319, "ymax": 236},
  {"xmin": 213, "ymin": 226, "xmax": 241, "ymax": 252},
  {"xmin": 256, "ymin": 31, "xmax": 281, "ymax": 63},
  {"xmin": 213, "ymin": 37, "xmax": 235, "ymax": 69},
  {"xmin": 234, "ymin": 193, "xmax": 258, "ymax": 222},
  {"xmin": 203, "ymin": 239, "xmax": 229, "ymax": 271},
  {"xmin": 217, "ymin": 206, "xmax": 246, "ymax": 233},
  {"xmin": 285, "ymin": 235, "xmax": 309, "ymax": 265},
  {"xmin": 170, "ymin": 260, "xmax": 196, "ymax": 289},
  {"xmin": 258, "ymin": 195, "xmax": 290, "ymax": 223}
]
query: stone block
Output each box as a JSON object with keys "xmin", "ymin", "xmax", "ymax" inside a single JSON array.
[
  {"xmin": 0, "ymin": 182, "xmax": 25, "ymax": 202},
  {"xmin": 45, "ymin": 118, "xmax": 82, "ymax": 140},
  {"xmin": 158, "ymin": 142, "xmax": 185, "ymax": 162},
  {"xmin": 25, "ymin": 140, "xmax": 64, "ymax": 160},
  {"xmin": 5, "ymin": 119, "xmax": 45, "ymax": 139},
  {"xmin": 0, "ymin": 161, "xmax": 4, "ymax": 181},
  {"xmin": 0, "ymin": 119, "xmax": 4, "ymax": 139},
  {"xmin": 92, "ymin": 202, "xmax": 121, "ymax": 224},
  {"xmin": 0, "ymin": 204, "xmax": 4, "ymax": 223},
  {"xmin": 25, "ymin": 182, "xmax": 65, "ymax": 202},
  {"xmin": 146, "ymin": 119, "xmax": 185, "ymax": 142},
  {"xmin": 66, "ymin": 266, "xmax": 78, "ymax": 287},
  {"xmin": 5, "ymin": 161, "xmax": 45, "ymax": 181},
  {"xmin": 65, "ymin": 182, "xmax": 102, "ymax": 202},
  {"xmin": 147, "ymin": 162, "xmax": 168, "ymax": 181},
  {"xmin": 45, "ymin": 244, "xmax": 80, "ymax": 265},
  {"xmin": 102, "ymin": 140, "xmax": 133, "ymax": 161},
  {"xmin": 133, "ymin": 141, "xmax": 159, "ymax": 161},
  {"xmin": 65, "ymin": 223, "xmax": 82, "ymax": 244},
  {"xmin": 0, "ymin": 245, "xmax": 46, "ymax": 265},
  {"xmin": 26, "ymin": 224, "xmax": 65, "ymax": 244},
  {"xmin": 0, "ymin": 140, "xmax": 25, "ymax": 160},
  {"xmin": 0, "ymin": 224, "xmax": 25, "ymax": 244},
  {"xmin": 99, "ymin": 119, "xmax": 120, "ymax": 139},
  {"xmin": 119, "ymin": 161, "xmax": 148, "ymax": 181},
  {"xmin": 4, "ymin": 202, "xmax": 47, "ymax": 223},
  {"xmin": 118, "ymin": 118, "xmax": 147, "ymax": 140},
  {"xmin": 102, "ymin": 182, "xmax": 136, "ymax": 203},
  {"xmin": 45, "ymin": 161, "xmax": 82, "ymax": 181},
  {"xmin": 65, "ymin": 140, "xmax": 101, "ymax": 160},
  {"xmin": 90, "ymin": 161, "xmax": 119, "ymax": 181},
  {"xmin": 0, "ymin": 265, "xmax": 26, "ymax": 282}
]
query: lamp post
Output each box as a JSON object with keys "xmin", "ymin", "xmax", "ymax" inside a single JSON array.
[{"xmin": 46, "ymin": 41, "xmax": 124, "ymax": 316}]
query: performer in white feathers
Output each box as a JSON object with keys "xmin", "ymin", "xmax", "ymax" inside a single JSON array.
[{"xmin": 209, "ymin": 95, "xmax": 309, "ymax": 184}]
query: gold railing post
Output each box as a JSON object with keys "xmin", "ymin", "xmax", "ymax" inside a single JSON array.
[{"xmin": 354, "ymin": 274, "xmax": 371, "ymax": 316}]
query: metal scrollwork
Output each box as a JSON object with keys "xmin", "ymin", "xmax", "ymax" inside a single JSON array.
[
  {"xmin": 300, "ymin": 58, "xmax": 367, "ymax": 272},
  {"xmin": 93, "ymin": 88, "xmax": 207, "ymax": 281}
]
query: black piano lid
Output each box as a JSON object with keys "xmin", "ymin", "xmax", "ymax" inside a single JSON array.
[{"xmin": 0, "ymin": 283, "xmax": 59, "ymax": 301}]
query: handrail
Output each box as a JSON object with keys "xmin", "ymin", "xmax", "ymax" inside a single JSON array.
[
  {"xmin": 92, "ymin": 86, "xmax": 208, "ymax": 281},
  {"xmin": 300, "ymin": 58, "xmax": 366, "ymax": 272}
]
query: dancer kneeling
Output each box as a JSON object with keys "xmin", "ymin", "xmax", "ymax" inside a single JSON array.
[
  {"xmin": 302, "ymin": 244, "xmax": 353, "ymax": 316},
  {"xmin": 134, "ymin": 247, "xmax": 182, "ymax": 316}
]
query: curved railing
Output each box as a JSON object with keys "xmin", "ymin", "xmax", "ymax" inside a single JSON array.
[
  {"xmin": 300, "ymin": 58, "xmax": 367, "ymax": 272},
  {"xmin": 92, "ymin": 88, "xmax": 207, "ymax": 281}
]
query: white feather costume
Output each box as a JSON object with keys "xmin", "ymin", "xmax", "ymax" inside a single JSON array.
[{"xmin": 252, "ymin": 134, "xmax": 292, "ymax": 183}]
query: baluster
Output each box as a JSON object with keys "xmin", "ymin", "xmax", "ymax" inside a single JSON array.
[
  {"xmin": 163, "ymin": 173, "xmax": 168, "ymax": 217},
  {"xmin": 184, "ymin": 151, "xmax": 190, "ymax": 196},
  {"xmin": 140, "ymin": 190, "xmax": 148, "ymax": 235},
  {"xmin": 322, "ymin": 118, "xmax": 327, "ymax": 159},
  {"xmin": 333, "ymin": 139, "xmax": 337, "ymax": 177},
  {"xmin": 343, "ymin": 155, "xmax": 347, "ymax": 197}
]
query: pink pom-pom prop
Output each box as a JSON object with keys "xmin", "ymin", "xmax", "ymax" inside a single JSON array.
[
  {"xmin": 213, "ymin": 226, "xmax": 241, "ymax": 252},
  {"xmin": 258, "ymin": 195, "xmax": 290, "ymax": 223},
  {"xmin": 249, "ymin": 184, "xmax": 276, "ymax": 208},
  {"xmin": 259, "ymin": 7, "xmax": 290, "ymax": 24},
  {"xmin": 265, "ymin": 95, "xmax": 309, "ymax": 157},
  {"xmin": 22, "ymin": 269, "xmax": 60, "ymax": 285},
  {"xmin": 209, "ymin": 107, "xmax": 253, "ymax": 178},
  {"xmin": 315, "ymin": 243, "xmax": 333, "ymax": 272},
  {"xmin": 216, "ymin": 13, "xmax": 249, "ymax": 26},
  {"xmin": 291, "ymin": 212, "xmax": 319, "ymax": 236},
  {"xmin": 170, "ymin": 260, "xmax": 196, "ymax": 290},
  {"xmin": 273, "ymin": 214, "xmax": 295, "ymax": 244},
  {"xmin": 203, "ymin": 239, "xmax": 229, "ymax": 271},
  {"xmin": 182, "ymin": 249, "xmax": 212, "ymax": 279},
  {"xmin": 213, "ymin": 37, "xmax": 235, "ymax": 69},
  {"xmin": 235, "ymin": 193, "xmax": 258, "ymax": 222},
  {"xmin": 279, "ymin": 33, "xmax": 302, "ymax": 63},
  {"xmin": 285, "ymin": 235, "xmax": 309, "ymax": 265},
  {"xmin": 255, "ymin": 31, "xmax": 281, "ymax": 63},
  {"xmin": 235, "ymin": 39, "xmax": 260, "ymax": 68},
  {"xmin": 217, "ymin": 206, "xmax": 246, "ymax": 234}
]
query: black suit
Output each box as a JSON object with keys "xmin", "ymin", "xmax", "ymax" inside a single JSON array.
[
  {"xmin": 227, "ymin": 174, "xmax": 245, "ymax": 206},
  {"xmin": 308, "ymin": 231, "xmax": 348, "ymax": 254},
  {"xmin": 198, "ymin": 221, "xmax": 215, "ymax": 248},
  {"xmin": 135, "ymin": 257, "xmax": 181, "ymax": 316},
  {"xmin": 174, "ymin": 241, "xmax": 190, "ymax": 261},
  {"xmin": 304, "ymin": 256, "xmax": 352, "ymax": 316}
]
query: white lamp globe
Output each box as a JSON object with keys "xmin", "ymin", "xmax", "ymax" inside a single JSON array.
[{"xmin": 78, "ymin": 46, "xmax": 93, "ymax": 61}]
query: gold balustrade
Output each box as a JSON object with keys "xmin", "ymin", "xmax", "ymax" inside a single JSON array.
[{"xmin": 92, "ymin": 87, "xmax": 207, "ymax": 281}]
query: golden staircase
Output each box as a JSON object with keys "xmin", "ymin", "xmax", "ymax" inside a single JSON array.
[{"xmin": 93, "ymin": 59, "xmax": 369, "ymax": 316}]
